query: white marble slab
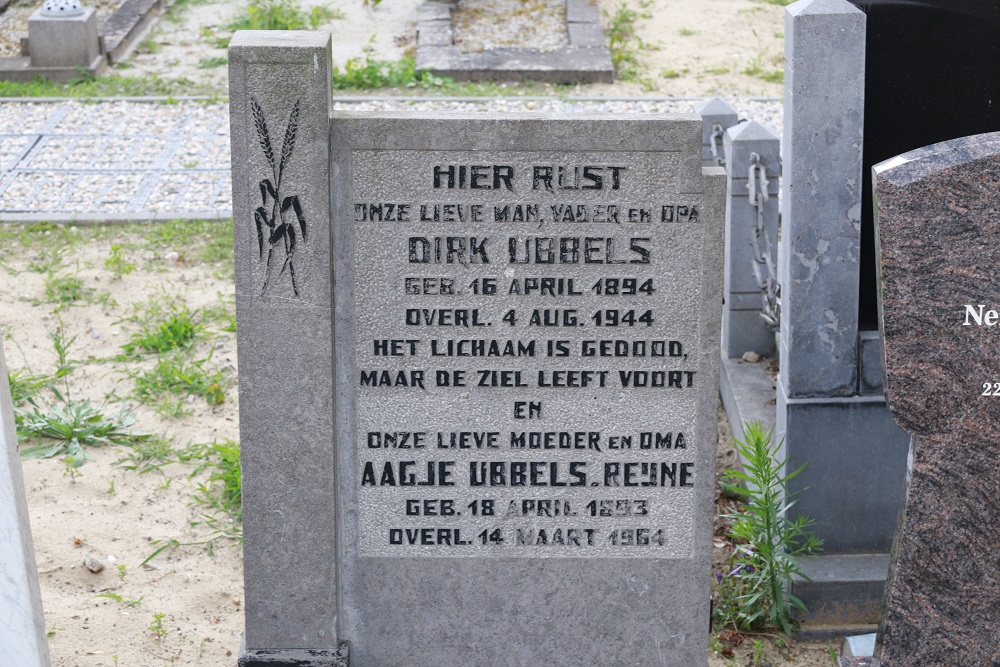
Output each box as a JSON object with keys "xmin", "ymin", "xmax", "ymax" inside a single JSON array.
[{"xmin": 0, "ymin": 345, "xmax": 50, "ymax": 667}]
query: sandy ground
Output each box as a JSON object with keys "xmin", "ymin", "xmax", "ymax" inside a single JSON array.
[
  {"xmin": 1, "ymin": 222, "xmax": 836, "ymax": 666},
  {"xmin": 118, "ymin": 0, "xmax": 785, "ymax": 98}
]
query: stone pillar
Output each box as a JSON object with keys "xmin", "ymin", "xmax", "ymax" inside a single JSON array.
[
  {"xmin": 0, "ymin": 345, "xmax": 51, "ymax": 667},
  {"xmin": 228, "ymin": 31, "xmax": 345, "ymax": 665},
  {"xmin": 722, "ymin": 120, "xmax": 779, "ymax": 359},
  {"xmin": 693, "ymin": 97, "xmax": 739, "ymax": 168},
  {"xmin": 779, "ymin": 0, "xmax": 910, "ymax": 630}
]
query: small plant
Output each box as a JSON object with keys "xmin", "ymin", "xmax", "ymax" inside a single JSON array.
[
  {"xmin": 117, "ymin": 564, "xmax": 127, "ymax": 580},
  {"xmin": 107, "ymin": 478, "xmax": 116, "ymax": 496},
  {"xmin": 122, "ymin": 305, "xmax": 199, "ymax": 355},
  {"xmin": 50, "ymin": 322, "xmax": 77, "ymax": 379},
  {"xmin": 27, "ymin": 247, "xmax": 65, "ymax": 274},
  {"xmin": 44, "ymin": 272, "xmax": 95, "ymax": 308},
  {"xmin": 715, "ymin": 422, "xmax": 822, "ymax": 634},
  {"xmin": 603, "ymin": 3, "xmax": 643, "ymax": 80},
  {"xmin": 751, "ymin": 639, "xmax": 767, "ymax": 664},
  {"xmin": 678, "ymin": 27, "xmax": 697, "ymax": 36},
  {"xmin": 7, "ymin": 369, "xmax": 51, "ymax": 405},
  {"xmin": 93, "ymin": 591, "xmax": 143, "ymax": 607},
  {"xmin": 46, "ymin": 624, "xmax": 59, "ymax": 639},
  {"xmin": 309, "ymin": 6, "xmax": 344, "ymax": 26},
  {"xmin": 331, "ymin": 50, "xmax": 439, "ymax": 90},
  {"xmin": 105, "ymin": 245, "xmax": 136, "ymax": 279},
  {"xmin": 114, "ymin": 436, "xmax": 176, "ymax": 474},
  {"xmin": 227, "ymin": 0, "xmax": 316, "ymax": 31},
  {"xmin": 17, "ymin": 388, "xmax": 150, "ymax": 465},
  {"xmin": 148, "ymin": 612, "xmax": 168, "ymax": 641},
  {"xmin": 197, "ymin": 56, "xmax": 228, "ymax": 69},
  {"xmin": 129, "ymin": 353, "xmax": 227, "ymax": 417},
  {"xmin": 183, "ymin": 439, "xmax": 242, "ymax": 522},
  {"xmin": 62, "ymin": 456, "xmax": 83, "ymax": 482}
]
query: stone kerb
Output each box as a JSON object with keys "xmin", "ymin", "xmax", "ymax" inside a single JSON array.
[
  {"xmin": 415, "ymin": 0, "xmax": 613, "ymax": 83},
  {"xmin": 872, "ymin": 133, "xmax": 1000, "ymax": 666},
  {"xmin": 0, "ymin": 338, "xmax": 51, "ymax": 667}
]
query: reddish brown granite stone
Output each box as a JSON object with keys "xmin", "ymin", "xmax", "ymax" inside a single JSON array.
[{"xmin": 873, "ymin": 132, "xmax": 1000, "ymax": 667}]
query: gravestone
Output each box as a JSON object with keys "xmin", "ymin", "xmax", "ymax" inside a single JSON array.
[
  {"xmin": 0, "ymin": 344, "xmax": 51, "ymax": 667},
  {"xmin": 230, "ymin": 30, "xmax": 726, "ymax": 667},
  {"xmin": 869, "ymin": 133, "xmax": 1000, "ymax": 665}
]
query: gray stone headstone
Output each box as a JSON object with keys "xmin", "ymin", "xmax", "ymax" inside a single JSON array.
[
  {"xmin": 872, "ymin": 132, "xmax": 1000, "ymax": 666},
  {"xmin": 230, "ymin": 30, "xmax": 726, "ymax": 665},
  {"xmin": 0, "ymin": 345, "xmax": 51, "ymax": 667},
  {"xmin": 331, "ymin": 113, "xmax": 725, "ymax": 666}
]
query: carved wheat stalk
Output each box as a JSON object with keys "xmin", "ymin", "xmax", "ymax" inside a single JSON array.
[
  {"xmin": 250, "ymin": 97, "xmax": 275, "ymax": 182},
  {"xmin": 278, "ymin": 99, "xmax": 300, "ymax": 186}
]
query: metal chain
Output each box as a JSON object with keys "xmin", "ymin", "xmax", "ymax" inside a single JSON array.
[
  {"xmin": 709, "ymin": 123, "xmax": 726, "ymax": 166},
  {"xmin": 748, "ymin": 152, "xmax": 780, "ymax": 329}
]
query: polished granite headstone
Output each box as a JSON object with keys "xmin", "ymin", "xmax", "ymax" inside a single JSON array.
[{"xmin": 871, "ymin": 132, "xmax": 1000, "ymax": 666}]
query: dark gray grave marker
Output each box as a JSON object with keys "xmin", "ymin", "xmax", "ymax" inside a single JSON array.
[
  {"xmin": 872, "ymin": 132, "xmax": 1000, "ymax": 665},
  {"xmin": 230, "ymin": 30, "xmax": 726, "ymax": 667}
]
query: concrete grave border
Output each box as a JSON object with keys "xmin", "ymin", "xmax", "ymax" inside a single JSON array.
[{"xmin": 415, "ymin": 0, "xmax": 613, "ymax": 83}]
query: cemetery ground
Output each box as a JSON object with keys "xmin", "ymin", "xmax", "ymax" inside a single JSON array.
[
  {"xmin": 0, "ymin": 0, "xmax": 786, "ymax": 98},
  {"xmin": 0, "ymin": 220, "xmax": 836, "ymax": 666}
]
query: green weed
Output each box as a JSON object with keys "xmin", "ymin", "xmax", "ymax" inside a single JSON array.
[
  {"xmin": 7, "ymin": 369, "xmax": 51, "ymax": 404},
  {"xmin": 198, "ymin": 56, "xmax": 228, "ymax": 69},
  {"xmin": 44, "ymin": 272, "xmax": 95, "ymax": 308},
  {"xmin": 121, "ymin": 305, "xmax": 199, "ymax": 355},
  {"xmin": 706, "ymin": 66, "xmax": 730, "ymax": 75},
  {"xmin": 603, "ymin": 3, "xmax": 644, "ymax": 80},
  {"xmin": 117, "ymin": 564, "xmax": 127, "ymax": 580},
  {"xmin": 114, "ymin": 436, "xmax": 176, "ymax": 474},
  {"xmin": 50, "ymin": 322, "xmax": 77, "ymax": 379},
  {"xmin": 0, "ymin": 74, "xmax": 217, "ymax": 99},
  {"xmin": 143, "ymin": 218, "xmax": 233, "ymax": 265},
  {"xmin": 27, "ymin": 247, "xmax": 66, "ymax": 274},
  {"xmin": 17, "ymin": 389, "xmax": 150, "ymax": 466},
  {"xmin": 714, "ymin": 422, "xmax": 822, "ymax": 635},
  {"xmin": 227, "ymin": 0, "xmax": 318, "ymax": 31},
  {"xmin": 182, "ymin": 439, "xmax": 242, "ymax": 522},
  {"xmin": 129, "ymin": 353, "xmax": 227, "ymax": 417},
  {"xmin": 149, "ymin": 612, "xmax": 168, "ymax": 641},
  {"xmin": 678, "ymin": 27, "xmax": 697, "ymax": 36},
  {"xmin": 105, "ymin": 245, "xmax": 136, "ymax": 280},
  {"xmin": 332, "ymin": 48, "xmax": 447, "ymax": 90},
  {"xmin": 309, "ymin": 6, "xmax": 345, "ymax": 25},
  {"xmin": 92, "ymin": 591, "xmax": 144, "ymax": 607}
]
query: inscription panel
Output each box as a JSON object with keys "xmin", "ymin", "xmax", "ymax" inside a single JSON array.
[{"xmin": 345, "ymin": 149, "xmax": 709, "ymax": 557}]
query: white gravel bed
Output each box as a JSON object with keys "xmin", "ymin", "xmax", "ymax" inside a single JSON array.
[{"xmin": 0, "ymin": 97, "xmax": 782, "ymax": 216}]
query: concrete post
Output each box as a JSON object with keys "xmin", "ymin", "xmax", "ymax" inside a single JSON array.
[
  {"xmin": 778, "ymin": 0, "xmax": 910, "ymax": 631},
  {"xmin": 693, "ymin": 97, "xmax": 739, "ymax": 168},
  {"xmin": 722, "ymin": 120, "xmax": 780, "ymax": 359}
]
